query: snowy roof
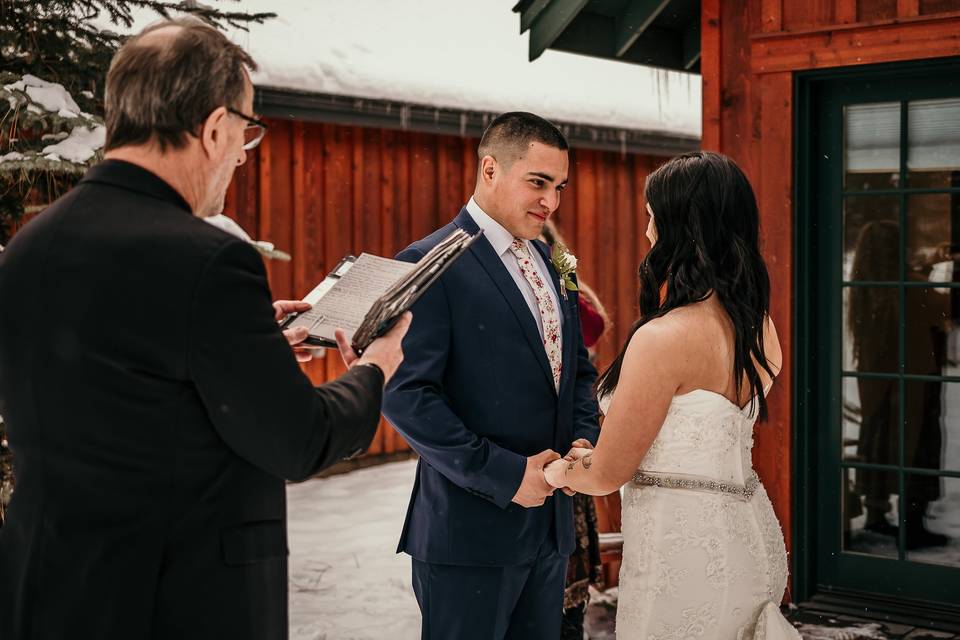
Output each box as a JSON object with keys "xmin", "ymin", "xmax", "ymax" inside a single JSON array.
[{"xmin": 107, "ymin": 0, "xmax": 701, "ymax": 138}]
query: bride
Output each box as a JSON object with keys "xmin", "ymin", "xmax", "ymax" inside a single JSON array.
[{"xmin": 544, "ymin": 152, "xmax": 800, "ymax": 639}]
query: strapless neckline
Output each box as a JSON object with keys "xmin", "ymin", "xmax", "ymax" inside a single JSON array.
[{"xmin": 673, "ymin": 388, "xmax": 761, "ymax": 414}]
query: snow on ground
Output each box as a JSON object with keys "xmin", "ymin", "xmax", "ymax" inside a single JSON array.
[
  {"xmin": 92, "ymin": 0, "xmax": 701, "ymax": 137},
  {"xmin": 286, "ymin": 460, "xmax": 956, "ymax": 640},
  {"xmin": 286, "ymin": 460, "xmax": 420, "ymax": 640}
]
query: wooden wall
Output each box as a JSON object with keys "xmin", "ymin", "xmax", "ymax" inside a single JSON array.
[
  {"xmin": 701, "ymin": 0, "xmax": 960, "ymax": 562},
  {"xmin": 224, "ymin": 118, "xmax": 664, "ymax": 457}
]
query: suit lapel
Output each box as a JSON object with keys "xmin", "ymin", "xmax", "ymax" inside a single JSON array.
[
  {"xmin": 454, "ymin": 209, "xmax": 556, "ymax": 395},
  {"xmin": 532, "ymin": 240, "xmax": 576, "ymax": 397}
]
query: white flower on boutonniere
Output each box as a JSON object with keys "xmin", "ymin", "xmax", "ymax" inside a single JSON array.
[{"xmin": 550, "ymin": 242, "xmax": 579, "ymax": 300}]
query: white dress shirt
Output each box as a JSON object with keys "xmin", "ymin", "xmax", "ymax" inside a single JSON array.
[{"xmin": 465, "ymin": 197, "xmax": 564, "ymax": 343}]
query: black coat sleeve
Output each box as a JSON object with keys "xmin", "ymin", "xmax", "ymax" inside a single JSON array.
[{"xmin": 188, "ymin": 239, "xmax": 383, "ymax": 480}]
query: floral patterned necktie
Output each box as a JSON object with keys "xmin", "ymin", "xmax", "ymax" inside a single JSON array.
[{"xmin": 509, "ymin": 239, "xmax": 562, "ymax": 391}]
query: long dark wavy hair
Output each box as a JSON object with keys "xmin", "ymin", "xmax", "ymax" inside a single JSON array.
[
  {"xmin": 596, "ymin": 151, "xmax": 775, "ymax": 419},
  {"xmin": 847, "ymin": 220, "xmax": 898, "ymax": 372}
]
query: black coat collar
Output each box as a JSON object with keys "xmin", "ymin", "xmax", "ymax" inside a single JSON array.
[{"xmin": 82, "ymin": 159, "xmax": 192, "ymax": 213}]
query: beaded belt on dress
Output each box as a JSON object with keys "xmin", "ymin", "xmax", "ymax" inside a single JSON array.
[{"xmin": 631, "ymin": 470, "xmax": 760, "ymax": 500}]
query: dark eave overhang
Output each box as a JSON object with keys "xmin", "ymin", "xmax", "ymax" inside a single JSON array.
[{"xmin": 513, "ymin": 0, "xmax": 701, "ymax": 73}]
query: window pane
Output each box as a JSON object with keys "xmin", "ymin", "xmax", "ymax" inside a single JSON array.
[
  {"xmin": 844, "ymin": 196, "xmax": 899, "ymax": 282},
  {"xmin": 844, "ymin": 467, "xmax": 899, "ymax": 558},
  {"xmin": 904, "ymin": 287, "xmax": 954, "ymax": 375},
  {"xmin": 905, "ymin": 475, "xmax": 958, "ymax": 566},
  {"xmin": 843, "ymin": 377, "xmax": 900, "ymax": 466},
  {"xmin": 843, "ymin": 287, "xmax": 900, "ymax": 373},
  {"xmin": 845, "ymin": 102, "xmax": 901, "ymax": 192},
  {"xmin": 906, "ymin": 193, "xmax": 960, "ymax": 283},
  {"xmin": 905, "ymin": 381, "xmax": 960, "ymax": 473},
  {"xmin": 908, "ymin": 98, "xmax": 960, "ymax": 189}
]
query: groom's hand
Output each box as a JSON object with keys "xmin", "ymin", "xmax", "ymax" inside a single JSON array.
[{"xmin": 511, "ymin": 449, "xmax": 561, "ymax": 508}]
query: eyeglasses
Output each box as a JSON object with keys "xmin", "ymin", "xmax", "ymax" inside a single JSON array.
[{"xmin": 226, "ymin": 107, "xmax": 268, "ymax": 150}]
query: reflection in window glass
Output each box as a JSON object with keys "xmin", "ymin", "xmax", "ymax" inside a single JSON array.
[
  {"xmin": 905, "ymin": 381, "xmax": 959, "ymax": 473},
  {"xmin": 904, "ymin": 287, "xmax": 953, "ymax": 376},
  {"xmin": 842, "ymin": 376, "xmax": 901, "ymax": 466},
  {"xmin": 905, "ymin": 476, "xmax": 957, "ymax": 566},
  {"xmin": 908, "ymin": 98, "xmax": 960, "ymax": 189},
  {"xmin": 843, "ymin": 197, "xmax": 899, "ymax": 282},
  {"xmin": 906, "ymin": 194, "xmax": 960, "ymax": 283},
  {"xmin": 843, "ymin": 287, "xmax": 899, "ymax": 373},
  {"xmin": 844, "ymin": 468, "xmax": 899, "ymax": 558},
  {"xmin": 845, "ymin": 102, "xmax": 901, "ymax": 192}
]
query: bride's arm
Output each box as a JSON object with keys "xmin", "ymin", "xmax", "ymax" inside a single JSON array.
[{"xmin": 546, "ymin": 320, "xmax": 683, "ymax": 496}]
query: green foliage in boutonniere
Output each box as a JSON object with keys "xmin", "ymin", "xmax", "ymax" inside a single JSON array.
[{"xmin": 550, "ymin": 243, "xmax": 579, "ymax": 297}]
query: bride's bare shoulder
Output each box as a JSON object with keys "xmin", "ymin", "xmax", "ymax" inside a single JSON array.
[
  {"xmin": 626, "ymin": 310, "xmax": 702, "ymax": 360},
  {"xmin": 762, "ymin": 315, "xmax": 783, "ymax": 375}
]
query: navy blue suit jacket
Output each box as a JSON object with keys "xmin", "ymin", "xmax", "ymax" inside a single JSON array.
[{"xmin": 382, "ymin": 208, "xmax": 600, "ymax": 566}]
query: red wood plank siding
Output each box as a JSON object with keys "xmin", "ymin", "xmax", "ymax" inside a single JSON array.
[
  {"xmin": 858, "ymin": 0, "xmax": 898, "ymax": 21},
  {"xmin": 922, "ymin": 0, "xmax": 960, "ymax": 12},
  {"xmin": 223, "ymin": 119, "xmax": 664, "ymax": 458}
]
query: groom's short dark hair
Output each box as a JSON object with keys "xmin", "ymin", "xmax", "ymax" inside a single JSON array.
[{"xmin": 478, "ymin": 112, "xmax": 568, "ymax": 166}]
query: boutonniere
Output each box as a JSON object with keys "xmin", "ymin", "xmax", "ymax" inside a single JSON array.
[{"xmin": 550, "ymin": 243, "xmax": 579, "ymax": 300}]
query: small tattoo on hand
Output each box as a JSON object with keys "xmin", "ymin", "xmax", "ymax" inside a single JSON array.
[{"xmin": 581, "ymin": 454, "xmax": 593, "ymax": 470}]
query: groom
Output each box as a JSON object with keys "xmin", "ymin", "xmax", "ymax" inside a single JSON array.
[{"xmin": 382, "ymin": 112, "xmax": 600, "ymax": 639}]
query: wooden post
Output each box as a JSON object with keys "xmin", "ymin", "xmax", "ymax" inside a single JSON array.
[{"xmin": 701, "ymin": 0, "xmax": 722, "ymax": 151}]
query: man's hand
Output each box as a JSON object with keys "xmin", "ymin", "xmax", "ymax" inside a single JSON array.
[
  {"xmin": 274, "ymin": 300, "xmax": 315, "ymax": 363},
  {"xmin": 511, "ymin": 449, "xmax": 561, "ymax": 508},
  {"xmin": 334, "ymin": 312, "xmax": 412, "ymax": 384}
]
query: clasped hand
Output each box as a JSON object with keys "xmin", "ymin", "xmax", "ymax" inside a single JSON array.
[{"xmin": 511, "ymin": 439, "xmax": 594, "ymax": 508}]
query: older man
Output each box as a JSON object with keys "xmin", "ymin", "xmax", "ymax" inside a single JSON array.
[{"xmin": 0, "ymin": 18, "xmax": 407, "ymax": 640}]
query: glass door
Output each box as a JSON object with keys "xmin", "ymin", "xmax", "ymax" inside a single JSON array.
[{"xmin": 800, "ymin": 59, "xmax": 960, "ymax": 613}]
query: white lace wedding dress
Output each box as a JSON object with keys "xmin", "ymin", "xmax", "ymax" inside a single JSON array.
[{"xmin": 616, "ymin": 389, "xmax": 801, "ymax": 640}]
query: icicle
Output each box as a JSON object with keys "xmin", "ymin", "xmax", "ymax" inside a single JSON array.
[
  {"xmin": 399, "ymin": 104, "xmax": 411, "ymax": 130},
  {"xmin": 459, "ymin": 113, "xmax": 467, "ymax": 137}
]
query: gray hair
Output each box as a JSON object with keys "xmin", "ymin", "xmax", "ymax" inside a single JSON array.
[{"xmin": 104, "ymin": 17, "xmax": 257, "ymax": 152}]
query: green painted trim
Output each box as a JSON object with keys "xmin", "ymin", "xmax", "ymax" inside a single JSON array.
[
  {"xmin": 615, "ymin": 0, "xmax": 672, "ymax": 57},
  {"xmin": 511, "ymin": 0, "xmax": 701, "ymax": 73},
  {"xmin": 254, "ymin": 86, "xmax": 700, "ymax": 156},
  {"xmin": 840, "ymin": 462, "xmax": 960, "ymax": 478},
  {"xmin": 681, "ymin": 16, "xmax": 701, "ymax": 70},
  {"xmin": 517, "ymin": 0, "xmax": 552, "ymax": 32},
  {"xmin": 527, "ymin": 0, "xmax": 590, "ymax": 60},
  {"xmin": 842, "ymin": 281, "xmax": 960, "ymax": 288},
  {"xmin": 842, "ymin": 371, "xmax": 960, "ymax": 383},
  {"xmin": 843, "ymin": 188, "xmax": 960, "ymax": 196}
]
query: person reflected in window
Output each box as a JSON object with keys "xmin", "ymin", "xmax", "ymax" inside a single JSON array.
[{"xmin": 849, "ymin": 220, "xmax": 947, "ymax": 549}]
